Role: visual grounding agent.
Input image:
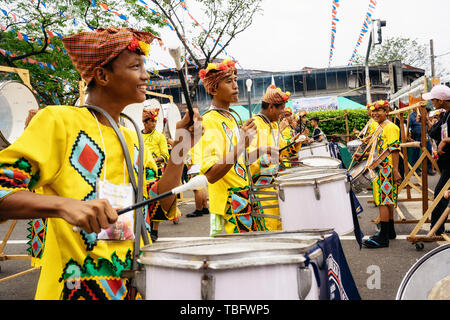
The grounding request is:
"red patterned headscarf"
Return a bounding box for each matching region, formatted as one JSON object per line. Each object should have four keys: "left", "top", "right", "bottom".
{"left": 142, "top": 108, "right": 159, "bottom": 122}
{"left": 198, "top": 58, "right": 237, "bottom": 94}
{"left": 262, "top": 85, "right": 291, "bottom": 105}
{"left": 62, "top": 27, "right": 162, "bottom": 85}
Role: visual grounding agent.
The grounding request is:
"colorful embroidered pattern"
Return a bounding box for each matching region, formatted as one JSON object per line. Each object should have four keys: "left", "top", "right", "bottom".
{"left": 27, "top": 218, "right": 47, "bottom": 259}
{"left": 0, "top": 158, "right": 38, "bottom": 198}
{"left": 222, "top": 122, "right": 234, "bottom": 152}
{"left": 234, "top": 162, "right": 247, "bottom": 181}
{"left": 224, "top": 187, "right": 266, "bottom": 233}
{"left": 59, "top": 250, "right": 140, "bottom": 300}
{"left": 69, "top": 131, "right": 105, "bottom": 188}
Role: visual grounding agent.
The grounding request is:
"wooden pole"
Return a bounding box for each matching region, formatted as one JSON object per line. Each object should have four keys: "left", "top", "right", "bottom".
{"left": 344, "top": 112, "right": 350, "bottom": 143}
{"left": 420, "top": 77, "right": 429, "bottom": 214}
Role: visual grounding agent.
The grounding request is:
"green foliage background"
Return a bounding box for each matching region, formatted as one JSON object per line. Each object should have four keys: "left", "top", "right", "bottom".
{"left": 305, "top": 109, "right": 370, "bottom": 140}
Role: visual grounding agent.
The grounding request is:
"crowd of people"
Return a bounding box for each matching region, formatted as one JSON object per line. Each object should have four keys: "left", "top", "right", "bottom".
{"left": 0, "top": 26, "right": 448, "bottom": 300}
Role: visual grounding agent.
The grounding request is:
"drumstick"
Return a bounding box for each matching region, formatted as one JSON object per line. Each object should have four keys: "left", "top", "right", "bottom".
{"left": 279, "top": 135, "right": 307, "bottom": 152}
{"left": 168, "top": 46, "right": 194, "bottom": 126}
{"left": 73, "top": 175, "right": 208, "bottom": 233}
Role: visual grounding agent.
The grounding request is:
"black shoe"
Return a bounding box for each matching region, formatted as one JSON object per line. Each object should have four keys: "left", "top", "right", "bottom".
{"left": 150, "top": 230, "right": 158, "bottom": 242}
{"left": 186, "top": 210, "right": 203, "bottom": 218}
{"left": 388, "top": 220, "right": 396, "bottom": 240}
{"left": 363, "top": 233, "right": 389, "bottom": 249}
{"left": 202, "top": 207, "right": 210, "bottom": 215}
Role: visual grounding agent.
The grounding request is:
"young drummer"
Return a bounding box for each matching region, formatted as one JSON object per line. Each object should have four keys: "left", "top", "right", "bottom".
{"left": 249, "top": 85, "right": 302, "bottom": 230}
{"left": 0, "top": 27, "right": 201, "bottom": 299}
{"left": 141, "top": 108, "right": 173, "bottom": 241}
{"left": 354, "top": 100, "right": 402, "bottom": 248}
{"left": 198, "top": 59, "right": 268, "bottom": 235}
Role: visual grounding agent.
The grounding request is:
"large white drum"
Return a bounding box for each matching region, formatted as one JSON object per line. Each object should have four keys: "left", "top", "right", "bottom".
{"left": 298, "top": 142, "right": 331, "bottom": 158}
{"left": 346, "top": 139, "right": 362, "bottom": 154}
{"left": 275, "top": 171, "right": 353, "bottom": 235}
{"left": 139, "top": 237, "right": 323, "bottom": 300}
{"left": 0, "top": 81, "right": 39, "bottom": 149}
{"left": 396, "top": 243, "right": 450, "bottom": 300}
{"left": 298, "top": 156, "right": 342, "bottom": 169}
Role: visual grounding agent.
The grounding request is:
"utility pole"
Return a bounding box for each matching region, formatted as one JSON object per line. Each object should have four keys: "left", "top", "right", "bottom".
{"left": 365, "top": 19, "right": 386, "bottom": 104}
{"left": 430, "top": 39, "right": 436, "bottom": 78}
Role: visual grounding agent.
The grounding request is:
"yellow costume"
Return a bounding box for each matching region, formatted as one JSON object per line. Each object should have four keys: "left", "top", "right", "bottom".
{"left": 370, "top": 120, "right": 400, "bottom": 206}
{"left": 199, "top": 109, "right": 266, "bottom": 235}
{"left": 0, "top": 106, "right": 176, "bottom": 300}
{"left": 249, "top": 115, "right": 300, "bottom": 230}
{"left": 142, "top": 129, "right": 169, "bottom": 176}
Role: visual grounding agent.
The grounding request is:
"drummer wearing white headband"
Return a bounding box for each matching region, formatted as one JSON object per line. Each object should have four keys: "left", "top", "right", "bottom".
{"left": 423, "top": 84, "right": 450, "bottom": 236}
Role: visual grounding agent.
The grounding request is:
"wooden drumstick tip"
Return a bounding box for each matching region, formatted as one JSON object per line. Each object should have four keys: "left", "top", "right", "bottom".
{"left": 168, "top": 46, "right": 182, "bottom": 70}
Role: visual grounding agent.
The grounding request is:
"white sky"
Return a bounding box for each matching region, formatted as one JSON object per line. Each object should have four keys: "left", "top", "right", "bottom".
{"left": 148, "top": 0, "right": 450, "bottom": 77}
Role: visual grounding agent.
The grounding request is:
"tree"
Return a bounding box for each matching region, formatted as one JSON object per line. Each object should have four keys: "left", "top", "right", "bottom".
{"left": 0, "top": 0, "right": 164, "bottom": 106}
{"left": 147, "top": 0, "right": 264, "bottom": 101}
{"left": 351, "top": 36, "right": 447, "bottom": 77}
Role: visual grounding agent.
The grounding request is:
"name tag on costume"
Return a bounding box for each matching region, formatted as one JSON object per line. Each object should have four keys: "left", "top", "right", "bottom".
{"left": 96, "top": 179, "right": 135, "bottom": 241}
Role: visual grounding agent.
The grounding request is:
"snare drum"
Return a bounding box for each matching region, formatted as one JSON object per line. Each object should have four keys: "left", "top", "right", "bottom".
{"left": 396, "top": 243, "right": 450, "bottom": 300}
{"left": 275, "top": 171, "right": 353, "bottom": 235}
{"left": 0, "top": 81, "right": 39, "bottom": 149}
{"left": 139, "top": 237, "right": 322, "bottom": 300}
{"left": 298, "top": 142, "right": 331, "bottom": 158}
{"left": 348, "top": 160, "right": 377, "bottom": 194}
{"left": 298, "top": 156, "right": 342, "bottom": 169}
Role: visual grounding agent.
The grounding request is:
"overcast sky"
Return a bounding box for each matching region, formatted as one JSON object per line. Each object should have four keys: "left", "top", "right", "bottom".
{"left": 149, "top": 0, "right": 450, "bottom": 77}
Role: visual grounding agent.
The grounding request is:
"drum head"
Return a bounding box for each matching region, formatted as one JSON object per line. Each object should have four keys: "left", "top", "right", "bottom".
{"left": 299, "top": 156, "right": 341, "bottom": 168}
{"left": 0, "top": 81, "right": 39, "bottom": 147}
{"left": 164, "top": 102, "right": 181, "bottom": 139}
{"left": 122, "top": 102, "right": 145, "bottom": 132}
{"left": 396, "top": 244, "right": 450, "bottom": 300}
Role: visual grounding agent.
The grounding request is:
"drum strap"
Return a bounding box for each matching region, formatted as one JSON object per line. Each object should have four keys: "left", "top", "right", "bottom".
{"left": 81, "top": 105, "right": 148, "bottom": 299}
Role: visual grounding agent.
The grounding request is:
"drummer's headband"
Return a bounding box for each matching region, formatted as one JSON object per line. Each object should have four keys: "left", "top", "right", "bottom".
{"left": 198, "top": 58, "right": 237, "bottom": 94}
{"left": 143, "top": 108, "right": 159, "bottom": 122}
{"left": 263, "top": 85, "right": 291, "bottom": 105}
{"left": 369, "top": 100, "right": 390, "bottom": 112}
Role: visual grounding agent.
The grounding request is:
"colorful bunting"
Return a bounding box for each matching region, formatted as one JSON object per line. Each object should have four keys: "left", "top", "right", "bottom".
{"left": 328, "top": 0, "right": 340, "bottom": 67}
{"left": 348, "top": 0, "right": 378, "bottom": 65}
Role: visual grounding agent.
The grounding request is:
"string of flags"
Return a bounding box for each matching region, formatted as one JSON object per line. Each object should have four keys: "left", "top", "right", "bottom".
{"left": 348, "top": 0, "right": 378, "bottom": 65}
{"left": 328, "top": 0, "right": 340, "bottom": 67}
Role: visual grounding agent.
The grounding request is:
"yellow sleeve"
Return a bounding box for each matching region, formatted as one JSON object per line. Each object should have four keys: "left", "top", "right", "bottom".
{"left": 199, "top": 115, "right": 223, "bottom": 175}
{"left": 158, "top": 132, "right": 170, "bottom": 162}
{"left": 0, "top": 107, "right": 67, "bottom": 201}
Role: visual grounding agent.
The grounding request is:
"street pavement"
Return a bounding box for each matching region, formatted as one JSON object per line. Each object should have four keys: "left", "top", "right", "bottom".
{"left": 0, "top": 174, "right": 445, "bottom": 300}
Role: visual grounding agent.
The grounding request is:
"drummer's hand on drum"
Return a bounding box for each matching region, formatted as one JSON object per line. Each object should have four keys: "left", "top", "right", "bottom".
{"left": 238, "top": 118, "right": 257, "bottom": 150}
{"left": 59, "top": 198, "right": 118, "bottom": 234}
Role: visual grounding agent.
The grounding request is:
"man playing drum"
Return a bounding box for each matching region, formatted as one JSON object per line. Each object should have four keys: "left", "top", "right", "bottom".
{"left": 249, "top": 85, "right": 302, "bottom": 230}
{"left": 354, "top": 100, "right": 402, "bottom": 248}
{"left": 0, "top": 27, "right": 202, "bottom": 299}
{"left": 197, "top": 59, "right": 270, "bottom": 235}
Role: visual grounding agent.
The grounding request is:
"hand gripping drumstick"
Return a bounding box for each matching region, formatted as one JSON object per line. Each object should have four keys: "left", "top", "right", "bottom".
{"left": 279, "top": 135, "right": 307, "bottom": 153}
{"left": 73, "top": 175, "right": 209, "bottom": 233}
{"left": 168, "top": 46, "right": 194, "bottom": 126}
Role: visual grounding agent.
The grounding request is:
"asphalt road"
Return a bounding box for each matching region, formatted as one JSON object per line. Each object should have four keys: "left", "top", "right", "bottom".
{"left": 0, "top": 174, "right": 445, "bottom": 300}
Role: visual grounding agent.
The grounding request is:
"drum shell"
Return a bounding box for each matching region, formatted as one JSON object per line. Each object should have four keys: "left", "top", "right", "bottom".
{"left": 139, "top": 237, "right": 323, "bottom": 300}
{"left": 276, "top": 173, "right": 353, "bottom": 235}
{"left": 298, "top": 142, "right": 331, "bottom": 158}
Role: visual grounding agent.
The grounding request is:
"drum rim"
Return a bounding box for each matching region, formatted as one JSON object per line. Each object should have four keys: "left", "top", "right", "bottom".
{"left": 396, "top": 243, "right": 450, "bottom": 300}
{"left": 300, "top": 142, "right": 328, "bottom": 149}
{"left": 275, "top": 172, "right": 347, "bottom": 186}
{"left": 139, "top": 237, "right": 321, "bottom": 270}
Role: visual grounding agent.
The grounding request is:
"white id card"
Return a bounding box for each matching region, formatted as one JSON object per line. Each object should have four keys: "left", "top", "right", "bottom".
{"left": 96, "top": 179, "right": 135, "bottom": 240}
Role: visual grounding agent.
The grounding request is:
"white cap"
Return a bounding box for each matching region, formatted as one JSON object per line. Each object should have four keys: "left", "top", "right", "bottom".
{"left": 422, "top": 85, "right": 450, "bottom": 101}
